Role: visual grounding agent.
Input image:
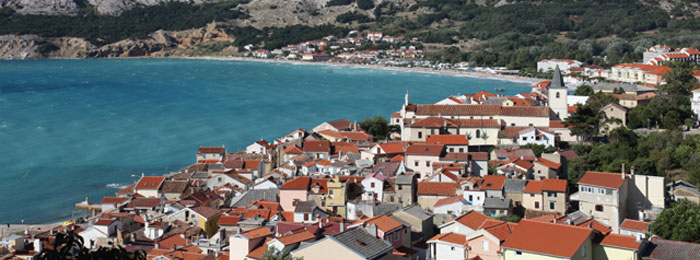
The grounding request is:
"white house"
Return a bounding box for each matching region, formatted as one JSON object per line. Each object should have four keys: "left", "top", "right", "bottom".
{"left": 517, "top": 128, "right": 556, "bottom": 147}
{"left": 79, "top": 219, "right": 119, "bottom": 249}
{"left": 537, "top": 59, "right": 582, "bottom": 74}
{"left": 144, "top": 220, "right": 169, "bottom": 240}
{"left": 246, "top": 139, "right": 273, "bottom": 154}
{"left": 252, "top": 178, "right": 278, "bottom": 190}
{"left": 433, "top": 195, "right": 465, "bottom": 216}
{"left": 692, "top": 89, "right": 700, "bottom": 120}
{"left": 362, "top": 172, "right": 387, "bottom": 201}
{"left": 427, "top": 233, "right": 468, "bottom": 260}
{"left": 463, "top": 189, "right": 486, "bottom": 211}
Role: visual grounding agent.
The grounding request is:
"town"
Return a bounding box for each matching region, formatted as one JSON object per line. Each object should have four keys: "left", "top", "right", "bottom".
{"left": 2, "top": 46, "right": 700, "bottom": 260}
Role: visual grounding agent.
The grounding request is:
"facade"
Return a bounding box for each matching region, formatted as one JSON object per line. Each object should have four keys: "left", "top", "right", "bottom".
{"left": 501, "top": 220, "right": 593, "bottom": 260}
{"left": 537, "top": 59, "right": 583, "bottom": 73}
{"left": 517, "top": 127, "right": 556, "bottom": 147}
{"left": 548, "top": 65, "right": 570, "bottom": 120}
{"left": 600, "top": 103, "right": 627, "bottom": 133}
{"left": 607, "top": 64, "right": 671, "bottom": 86}
{"left": 522, "top": 179, "right": 567, "bottom": 214}
{"left": 572, "top": 171, "right": 629, "bottom": 233}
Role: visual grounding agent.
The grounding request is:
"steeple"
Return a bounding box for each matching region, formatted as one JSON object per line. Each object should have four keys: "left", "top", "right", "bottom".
{"left": 550, "top": 65, "right": 565, "bottom": 89}
{"left": 404, "top": 91, "right": 409, "bottom": 106}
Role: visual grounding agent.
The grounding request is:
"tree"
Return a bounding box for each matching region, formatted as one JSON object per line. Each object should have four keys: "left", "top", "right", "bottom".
{"left": 574, "top": 85, "right": 594, "bottom": 96}
{"left": 261, "top": 247, "right": 304, "bottom": 260}
{"left": 650, "top": 200, "right": 700, "bottom": 243}
{"left": 359, "top": 116, "right": 389, "bottom": 140}
{"left": 565, "top": 106, "right": 601, "bottom": 141}
{"left": 494, "top": 214, "right": 521, "bottom": 223}
{"left": 37, "top": 231, "right": 146, "bottom": 260}
{"left": 357, "top": 0, "right": 375, "bottom": 10}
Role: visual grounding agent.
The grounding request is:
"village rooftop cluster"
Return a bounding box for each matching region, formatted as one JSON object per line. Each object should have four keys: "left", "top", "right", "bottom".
{"left": 2, "top": 66, "right": 700, "bottom": 260}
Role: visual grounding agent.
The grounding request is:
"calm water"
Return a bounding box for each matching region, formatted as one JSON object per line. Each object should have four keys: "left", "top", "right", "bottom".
{"left": 0, "top": 58, "right": 530, "bottom": 223}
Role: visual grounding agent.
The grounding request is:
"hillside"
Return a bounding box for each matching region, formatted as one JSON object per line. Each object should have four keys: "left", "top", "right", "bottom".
{"left": 1, "top": 0, "right": 699, "bottom": 68}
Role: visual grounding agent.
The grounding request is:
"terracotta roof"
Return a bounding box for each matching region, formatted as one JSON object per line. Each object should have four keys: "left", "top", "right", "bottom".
{"left": 415, "top": 104, "right": 501, "bottom": 116}
{"left": 390, "top": 154, "right": 405, "bottom": 162}
{"left": 501, "top": 220, "right": 592, "bottom": 258}
{"left": 482, "top": 221, "right": 516, "bottom": 241}
{"left": 428, "top": 232, "right": 466, "bottom": 246}
{"left": 160, "top": 180, "right": 189, "bottom": 194}
{"left": 94, "top": 219, "right": 116, "bottom": 226}
{"left": 283, "top": 145, "right": 303, "bottom": 154}
{"left": 101, "top": 197, "right": 129, "bottom": 204}
{"left": 417, "top": 182, "right": 459, "bottom": 196}
{"left": 576, "top": 219, "right": 612, "bottom": 235}
{"left": 482, "top": 175, "right": 506, "bottom": 190}
{"left": 327, "top": 119, "right": 355, "bottom": 131}
{"left": 242, "top": 226, "right": 273, "bottom": 239}
{"left": 378, "top": 142, "right": 407, "bottom": 154}
{"left": 500, "top": 106, "right": 550, "bottom": 117}
{"left": 157, "top": 233, "right": 187, "bottom": 250}
{"left": 406, "top": 143, "right": 444, "bottom": 156}
{"left": 279, "top": 176, "right": 311, "bottom": 190}
{"left": 244, "top": 160, "right": 261, "bottom": 170}
{"left": 433, "top": 195, "right": 463, "bottom": 208}
{"left": 246, "top": 237, "right": 272, "bottom": 259}
{"left": 409, "top": 117, "right": 501, "bottom": 128}
{"left": 217, "top": 215, "right": 240, "bottom": 226}
{"left": 451, "top": 210, "right": 491, "bottom": 230}
{"left": 578, "top": 171, "right": 626, "bottom": 189}
{"left": 524, "top": 179, "right": 567, "bottom": 193}
{"left": 599, "top": 233, "right": 641, "bottom": 250}
{"left": 354, "top": 215, "right": 404, "bottom": 233}
{"left": 620, "top": 219, "right": 650, "bottom": 233}
{"left": 426, "top": 135, "right": 469, "bottom": 145}
{"left": 136, "top": 176, "right": 166, "bottom": 190}
{"left": 303, "top": 140, "right": 331, "bottom": 152}
{"left": 469, "top": 152, "right": 489, "bottom": 161}
{"left": 198, "top": 146, "right": 225, "bottom": 154}
{"left": 191, "top": 206, "right": 221, "bottom": 219}
{"left": 276, "top": 230, "right": 316, "bottom": 245}
{"left": 549, "top": 120, "right": 566, "bottom": 128}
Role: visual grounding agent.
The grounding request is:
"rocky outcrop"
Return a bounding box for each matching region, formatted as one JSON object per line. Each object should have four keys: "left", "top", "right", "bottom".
{"left": 0, "top": 22, "right": 239, "bottom": 59}
{"left": 0, "top": 0, "right": 80, "bottom": 15}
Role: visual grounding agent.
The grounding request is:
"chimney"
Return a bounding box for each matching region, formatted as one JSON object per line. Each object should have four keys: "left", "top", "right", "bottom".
{"left": 621, "top": 163, "right": 625, "bottom": 179}
{"left": 631, "top": 166, "right": 635, "bottom": 176}
{"left": 340, "top": 222, "right": 345, "bottom": 232}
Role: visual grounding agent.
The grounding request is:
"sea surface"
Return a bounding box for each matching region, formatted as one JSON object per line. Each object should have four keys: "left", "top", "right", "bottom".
{"left": 0, "top": 58, "right": 530, "bottom": 223}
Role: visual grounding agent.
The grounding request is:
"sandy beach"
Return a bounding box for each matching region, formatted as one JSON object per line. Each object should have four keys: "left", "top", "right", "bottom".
{"left": 184, "top": 56, "right": 541, "bottom": 85}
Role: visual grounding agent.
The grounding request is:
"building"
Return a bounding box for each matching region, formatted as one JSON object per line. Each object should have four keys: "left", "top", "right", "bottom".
{"left": 517, "top": 127, "right": 556, "bottom": 147}
{"left": 537, "top": 59, "right": 583, "bottom": 74}
{"left": 405, "top": 143, "right": 445, "bottom": 178}
{"left": 607, "top": 64, "right": 671, "bottom": 86}
{"left": 392, "top": 205, "right": 434, "bottom": 242}
{"left": 134, "top": 175, "right": 166, "bottom": 198}
{"left": 395, "top": 174, "right": 418, "bottom": 207}
{"left": 548, "top": 65, "right": 569, "bottom": 120}
{"left": 692, "top": 89, "right": 700, "bottom": 121}
{"left": 196, "top": 146, "right": 225, "bottom": 164}
{"left": 522, "top": 179, "right": 568, "bottom": 215}
{"left": 501, "top": 220, "right": 593, "bottom": 260}
{"left": 290, "top": 227, "right": 393, "bottom": 260}
{"left": 600, "top": 103, "right": 627, "bottom": 133}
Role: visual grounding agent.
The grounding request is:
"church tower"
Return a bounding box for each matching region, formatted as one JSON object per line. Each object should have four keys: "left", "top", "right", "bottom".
{"left": 548, "top": 65, "right": 569, "bottom": 120}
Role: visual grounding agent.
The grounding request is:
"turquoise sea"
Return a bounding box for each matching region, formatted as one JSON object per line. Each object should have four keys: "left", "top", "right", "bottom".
{"left": 0, "top": 58, "right": 530, "bottom": 223}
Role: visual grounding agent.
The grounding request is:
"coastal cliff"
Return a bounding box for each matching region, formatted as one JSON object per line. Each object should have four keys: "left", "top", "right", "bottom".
{"left": 0, "top": 22, "right": 239, "bottom": 59}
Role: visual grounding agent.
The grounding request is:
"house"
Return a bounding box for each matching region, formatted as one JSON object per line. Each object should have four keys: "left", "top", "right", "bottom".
{"left": 134, "top": 175, "right": 166, "bottom": 198}
{"left": 600, "top": 103, "right": 627, "bottom": 133}
{"left": 275, "top": 128, "right": 306, "bottom": 144}
{"left": 481, "top": 175, "right": 506, "bottom": 198}
{"left": 462, "top": 221, "right": 517, "bottom": 260}
{"left": 313, "top": 119, "right": 358, "bottom": 132}
{"left": 490, "top": 149, "right": 536, "bottom": 161}
{"left": 395, "top": 174, "right": 418, "bottom": 207}
{"left": 482, "top": 197, "right": 512, "bottom": 217}
{"left": 590, "top": 82, "right": 657, "bottom": 95}
{"left": 522, "top": 179, "right": 568, "bottom": 215}
{"left": 595, "top": 233, "right": 643, "bottom": 260}
{"left": 503, "top": 179, "right": 527, "bottom": 213}
{"left": 405, "top": 143, "right": 445, "bottom": 179}
{"left": 497, "top": 158, "right": 533, "bottom": 179}
{"left": 101, "top": 197, "right": 130, "bottom": 212}
{"left": 283, "top": 145, "right": 304, "bottom": 162}
{"left": 303, "top": 140, "right": 331, "bottom": 160}
{"left": 402, "top": 117, "right": 502, "bottom": 146}
{"left": 537, "top": 59, "right": 583, "bottom": 74}
{"left": 293, "top": 201, "right": 328, "bottom": 223}
{"left": 290, "top": 227, "right": 394, "bottom": 260}
{"left": 301, "top": 53, "right": 330, "bottom": 62}
{"left": 372, "top": 161, "right": 406, "bottom": 177}
{"left": 438, "top": 210, "right": 491, "bottom": 235}
{"left": 229, "top": 226, "right": 273, "bottom": 260}
{"left": 571, "top": 171, "right": 629, "bottom": 232}
{"left": 532, "top": 156, "right": 563, "bottom": 180}
{"left": 346, "top": 199, "right": 400, "bottom": 221}
{"left": 160, "top": 180, "right": 190, "bottom": 200}
{"left": 79, "top": 219, "right": 120, "bottom": 249}
{"left": 348, "top": 215, "right": 409, "bottom": 248}
{"left": 426, "top": 135, "right": 469, "bottom": 153}
{"left": 691, "top": 89, "right": 700, "bottom": 120}
{"left": 362, "top": 172, "right": 387, "bottom": 201}
{"left": 166, "top": 206, "right": 222, "bottom": 238}
{"left": 667, "top": 180, "right": 700, "bottom": 204}
{"left": 246, "top": 139, "right": 273, "bottom": 154}
{"left": 640, "top": 237, "right": 700, "bottom": 260}
{"left": 392, "top": 205, "right": 434, "bottom": 242}
{"left": 426, "top": 232, "right": 468, "bottom": 260}
{"left": 501, "top": 220, "right": 593, "bottom": 260}
{"left": 433, "top": 195, "right": 466, "bottom": 216}
{"left": 266, "top": 230, "right": 316, "bottom": 254}
{"left": 463, "top": 189, "right": 486, "bottom": 212}
{"left": 279, "top": 177, "right": 311, "bottom": 211}
{"left": 619, "top": 219, "right": 651, "bottom": 240}
{"left": 417, "top": 182, "right": 461, "bottom": 210}
{"left": 517, "top": 128, "right": 556, "bottom": 147}
{"left": 197, "top": 146, "right": 225, "bottom": 164}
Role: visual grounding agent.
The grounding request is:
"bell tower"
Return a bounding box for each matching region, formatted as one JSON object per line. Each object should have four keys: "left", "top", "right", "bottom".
{"left": 548, "top": 65, "right": 569, "bottom": 120}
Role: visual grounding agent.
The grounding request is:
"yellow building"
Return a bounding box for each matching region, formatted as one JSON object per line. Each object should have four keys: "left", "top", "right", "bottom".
{"left": 593, "top": 233, "right": 642, "bottom": 260}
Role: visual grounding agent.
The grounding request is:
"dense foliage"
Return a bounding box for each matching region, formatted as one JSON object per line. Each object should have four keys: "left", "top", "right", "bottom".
{"left": 0, "top": 1, "right": 248, "bottom": 45}
{"left": 326, "top": 0, "right": 353, "bottom": 7}
{"left": 336, "top": 11, "right": 373, "bottom": 23}
{"left": 37, "top": 231, "right": 146, "bottom": 260}
{"left": 568, "top": 129, "right": 700, "bottom": 187}
{"left": 359, "top": 116, "right": 390, "bottom": 140}
{"left": 565, "top": 92, "right": 620, "bottom": 140}
{"left": 650, "top": 200, "right": 700, "bottom": 243}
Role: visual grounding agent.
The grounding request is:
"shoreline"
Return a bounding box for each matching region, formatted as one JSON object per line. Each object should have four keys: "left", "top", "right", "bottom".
{"left": 183, "top": 56, "right": 541, "bottom": 85}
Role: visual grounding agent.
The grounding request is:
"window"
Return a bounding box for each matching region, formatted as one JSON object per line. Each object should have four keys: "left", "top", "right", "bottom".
{"left": 522, "top": 137, "right": 527, "bottom": 141}
{"left": 556, "top": 92, "right": 560, "bottom": 98}
{"left": 330, "top": 190, "right": 334, "bottom": 196}
{"left": 394, "top": 232, "right": 399, "bottom": 242}
{"left": 528, "top": 123, "right": 534, "bottom": 127}
{"left": 371, "top": 182, "right": 375, "bottom": 188}
{"left": 482, "top": 240, "right": 489, "bottom": 251}
{"left": 549, "top": 202, "right": 556, "bottom": 210}
{"left": 469, "top": 195, "right": 473, "bottom": 201}
{"left": 511, "top": 123, "right": 515, "bottom": 126}
{"left": 449, "top": 148, "right": 454, "bottom": 152}
{"left": 459, "top": 148, "right": 464, "bottom": 153}
{"left": 581, "top": 244, "right": 587, "bottom": 257}
{"left": 515, "top": 251, "right": 523, "bottom": 257}
{"left": 418, "top": 132, "right": 422, "bottom": 138}
{"left": 304, "top": 213, "right": 309, "bottom": 221}
{"left": 451, "top": 247, "right": 455, "bottom": 251}
{"left": 548, "top": 192, "right": 556, "bottom": 198}
{"left": 426, "top": 161, "right": 430, "bottom": 167}
{"left": 202, "top": 154, "right": 206, "bottom": 158}
{"left": 398, "top": 185, "right": 402, "bottom": 190}
{"left": 598, "top": 188, "right": 606, "bottom": 195}
{"left": 430, "top": 129, "right": 435, "bottom": 135}
{"left": 476, "top": 130, "right": 481, "bottom": 138}
{"left": 595, "top": 205, "right": 604, "bottom": 212}
{"left": 414, "top": 161, "right": 419, "bottom": 167}
{"left": 530, "top": 194, "right": 535, "bottom": 197}
{"left": 535, "top": 201, "right": 540, "bottom": 209}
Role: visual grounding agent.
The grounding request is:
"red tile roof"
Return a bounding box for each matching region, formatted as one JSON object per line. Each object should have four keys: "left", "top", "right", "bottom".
{"left": 378, "top": 142, "right": 408, "bottom": 154}
{"left": 426, "top": 135, "right": 469, "bottom": 145}
{"left": 284, "top": 145, "right": 304, "bottom": 154}
{"left": 136, "top": 176, "right": 166, "bottom": 190}
{"left": 620, "top": 219, "right": 650, "bottom": 233}
{"left": 101, "top": 197, "right": 129, "bottom": 204}
{"left": 523, "top": 179, "right": 567, "bottom": 193}
{"left": 406, "top": 143, "right": 444, "bottom": 156}
{"left": 599, "top": 233, "right": 641, "bottom": 250}
{"left": 578, "top": 171, "right": 626, "bottom": 189}
{"left": 246, "top": 237, "right": 272, "bottom": 259}
{"left": 198, "top": 146, "right": 225, "bottom": 154}
{"left": 433, "top": 195, "right": 463, "bottom": 208}
{"left": 280, "top": 177, "right": 311, "bottom": 190}
{"left": 501, "top": 220, "right": 592, "bottom": 258}
{"left": 451, "top": 210, "right": 491, "bottom": 230}
{"left": 242, "top": 226, "right": 273, "bottom": 239}
{"left": 244, "top": 160, "right": 261, "bottom": 170}
{"left": 354, "top": 215, "right": 404, "bottom": 233}
{"left": 303, "top": 140, "right": 331, "bottom": 152}
{"left": 535, "top": 158, "right": 561, "bottom": 170}
{"left": 417, "top": 182, "right": 459, "bottom": 196}
{"left": 276, "top": 230, "right": 316, "bottom": 245}
{"left": 428, "top": 232, "right": 466, "bottom": 246}
{"left": 217, "top": 216, "right": 240, "bottom": 226}
{"left": 191, "top": 206, "right": 221, "bottom": 219}
{"left": 482, "top": 175, "right": 506, "bottom": 190}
